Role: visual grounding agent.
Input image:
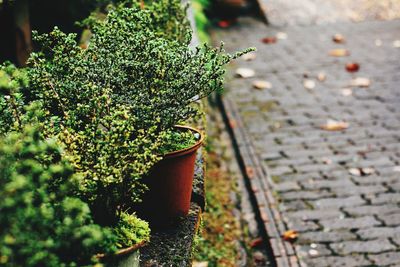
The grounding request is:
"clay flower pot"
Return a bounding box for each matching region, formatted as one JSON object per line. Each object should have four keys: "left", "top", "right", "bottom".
{"left": 98, "top": 241, "right": 146, "bottom": 267}
{"left": 137, "top": 125, "right": 204, "bottom": 227}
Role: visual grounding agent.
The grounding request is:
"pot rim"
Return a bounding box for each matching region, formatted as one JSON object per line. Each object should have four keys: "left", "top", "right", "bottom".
{"left": 96, "top": 240, "right": 147, "bottom": 260}
{"left": 162, "top": 125, "right": 204, "bottom": 159}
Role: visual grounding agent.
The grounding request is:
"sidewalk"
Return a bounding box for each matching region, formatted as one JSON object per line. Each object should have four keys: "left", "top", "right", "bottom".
{"left": 211, "top": 3, "right": 400, "bottom": 266}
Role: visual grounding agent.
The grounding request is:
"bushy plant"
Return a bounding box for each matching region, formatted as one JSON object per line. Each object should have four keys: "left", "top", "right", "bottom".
{"left": 26, "top": 30, "right": 163, "bottom": 227}
{"left": 107, "top": 0, "right": 191, "bottom": 44}
{"left": 26, "top": 1, "right": 252, "bottom": 218}
{"left": 33, "top": 6, "right": 252, "bottom": 134}
{"left": 0, "top": 123, "right": 117, "bottom": 267}
{"left": 0, "top": 63, "right": 29, "bottom": 134}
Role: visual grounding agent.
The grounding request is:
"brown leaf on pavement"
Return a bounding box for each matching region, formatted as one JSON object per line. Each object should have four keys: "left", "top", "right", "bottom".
{"left": 361, "top": 167, "right": 375, "bottom": 175}
{"left": 393, "top": 40, "right": 400, "bottom": 48}
{"left": 262, "top": 36, "right": 277, "bottom": 44}
{"left": 329, "top": 49, "right": 350, "bottom": 57}
{"left": 320, "top": 119, "right": 349, "bottom": 131}
{"left": 283, "top": 230, "right": 298, "bottom": 243}
{"left": 350, "top": 77, "right": 371, "bottom": 87}
{"left": 229, "top": 119, "right": 236, "bottom": 129}
{"left": 235, "top": 68, "right": 255, "bottom": 78}
{"left": 246, "top": 167, "right": 255, "bottom": 178}
{"left": 276, "top": 32, "right": 288, "bottom": 40}
{"left": 218, "top": 19, "right": 236, "bottom": 28}
{"left": 303, "top": 79, "right": 316, "bottom": 89}
{"left": 242, "top": 52, "right": 256, "bottom": 61}
{"left": 348, "top": 168, "right": 362, "bottom": 176}
{"left": 346, "top": 63, "right": 360, "bottom": 73}
{"left": 333, "top": 33, "right": 345, "bottom": 43}
{"left": 341, "top": 88, "right": 353, "bottom": 96}
{"left": 250, "top": 237, "right": 263, "bottom": 248}
{"left": 349, "top": 167, "right": 375, "bottom": 176}
{"left": 317, "top": 72, "right": 327, "bottom": 82}
{"left": 252, "top": 80, "right": 272, "bottom": 90}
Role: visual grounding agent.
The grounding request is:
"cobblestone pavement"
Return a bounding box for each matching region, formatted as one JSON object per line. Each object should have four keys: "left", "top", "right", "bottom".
{"left": 211, "top": 8, "right": 400, "bottom": 267}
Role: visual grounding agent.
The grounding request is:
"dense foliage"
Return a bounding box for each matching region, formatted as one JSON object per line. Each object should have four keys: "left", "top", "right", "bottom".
{"left": 0, "top": 0, "right": 253, "bottom": 264}
{"left": 0, "top": 124, "right": 117, "bottom": 267}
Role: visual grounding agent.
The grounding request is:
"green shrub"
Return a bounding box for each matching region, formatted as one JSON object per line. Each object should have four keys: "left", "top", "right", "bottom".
{"left": 0, "top": 124, "right": 117, "bottom": 267}
{"left": 26, "top": 2, "right": 251, "bottom": 224}
{"left": 26, "top": 30, "right": 163, "bottom": 226}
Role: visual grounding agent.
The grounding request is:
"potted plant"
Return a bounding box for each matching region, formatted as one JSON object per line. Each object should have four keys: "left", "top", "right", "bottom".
{"left": 75, "top": 3, "right": 254, "bottom": 225}
{"left": 0, "top": 63, "right": 152, "bottom": 266}
{"left": 26, "top": 0, "right": 252, "bottom": 226}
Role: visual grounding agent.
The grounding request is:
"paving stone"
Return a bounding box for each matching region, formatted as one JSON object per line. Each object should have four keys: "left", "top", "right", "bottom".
{"left": 301, "top": 179, "right": 354, "bottom": 190}
{"left": 273, "top": 181, "right": 301, "bottom": 192}
{"left": 319, "top": 216, "right": 381, "bottom": 230}
{"left": 357, "top": 226, "right": 400, "bottom": 240}
{"left": 286, "top": 209, "right": 343, "bottom": 221}
{"left": 330, "top": 239, "right": 396, "bottom": 255}
{"left": 369, "top": 252, "right": 400, "bottom": 266}
{"left": 286, "top": 219, "right": 320, "bottom": 233}
{"left": 368, "top": 193, "right": 400, "bottom": 205}
{"left": 379, "top": 212, "right": 400, "bottom": 226}
{"left": 298, "top": 231, "right": 357, "bottom": 244}
{"left": 311, "top": 196, "right": 366, "bottom": 209}
{"left": 303, "top": 255, "right": 371, "bottom": 267}
{"left": 344, "top": 205, "right": 400, "bottom": 217}
{"left": 280, "top": 190, "right": 334, "bottom": 201}
{"left": 331, "top": 184, "right": 388, "bottom": 197}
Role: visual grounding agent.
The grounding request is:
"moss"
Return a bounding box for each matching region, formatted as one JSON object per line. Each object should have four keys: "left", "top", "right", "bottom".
{"left": 193, "top": 151, "right": 242, "bottom": 267}
{"left": 271, "top": 175, "right": 281, "bottom": 183}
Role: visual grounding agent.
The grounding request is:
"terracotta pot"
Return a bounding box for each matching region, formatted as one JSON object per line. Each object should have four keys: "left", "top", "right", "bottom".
{"left": 98, "top": 241, "right": 146, "bottom": 267}
{"left": 137, "top": 125, "right": 204, "bottom": 227}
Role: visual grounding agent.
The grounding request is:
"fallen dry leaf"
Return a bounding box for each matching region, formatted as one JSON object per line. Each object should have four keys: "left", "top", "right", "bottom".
{"left": 262, "top": 36, "right": 277, "bottom": 44}
{"left": 320, "top": 119, "right": 349, "bottom": 131}
{"left": 252, "top": 80, "right": 272, "bottom": 90}
{"left": 250, "top": 237, "right": 263, "bottom": 248}
{"left": 341, "top": 88, "right": 353, "bottom": 96}
{"left": 229, "top": 119, "right": 236, "bottom": 128}
{"left": 303, "top": 79, "right": 316, "bottom": 89}
{"left": 192, "top": 261, "right": 208, "bottom": 267}
{"left": 349, "top": 167, "right": 375, "bottom": 176}
{"left": 217, "top": 19, "right": 235, "bottom": 28}
{"left": 329, "top": 49, "right": 350, "bottom": 57}
{"left": 351, "top": 77, "right": 371, "bottom": 87}
{"left": 282, "top": 230, "right": 298, "bottom": 243}
{"left": 345, "top": 63, "right": 360, "bottom": 73}
{"left": 361, "top": 167, "right": 375, "bottom": 175}
{"left": 348, "top": 168, "right": 362, "bottom": 176}
{"left": 276, "top": 32, "right": 288, "bottom": 40}
{"left": 308, "top": 249, "right": 319, "bottom": 256}
{"left": 393, "top": 40, "right": 400, "bottom": 48}
{"left": 246, "top": 167, "right": 255, "bottom": 178}
{"left": 235, "top": 68, "right": 255, "bottom": 78}
{"left": 242, "top": 52, "right": 256, "bottom": 61}
{"left": 317, "top": 72, "right": 327, "bottom": 82}
{"left": 332, "top": 33, "right": 345, "bottom": 43}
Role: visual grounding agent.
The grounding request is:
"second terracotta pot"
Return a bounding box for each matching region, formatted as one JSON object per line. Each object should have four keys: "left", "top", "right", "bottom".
{"left": 137, "top": 125, "right": 204, "bottom": 227}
